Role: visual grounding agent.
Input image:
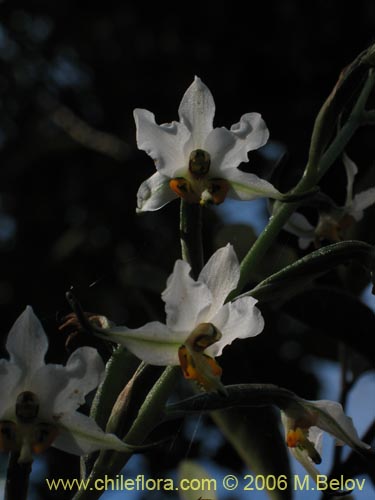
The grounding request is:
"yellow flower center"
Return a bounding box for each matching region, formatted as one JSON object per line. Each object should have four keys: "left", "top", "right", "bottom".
{"left": 178, "top": 323, "right": 225, "bottom": 393}
{"left": 169, "top": 149, "right": 230, "bottom": 206}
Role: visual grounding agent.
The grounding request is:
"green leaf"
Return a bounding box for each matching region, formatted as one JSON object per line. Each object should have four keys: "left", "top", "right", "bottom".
{"left": 246, "top": 240, "right": 374, "bottom": 303}
{"left": 166, "top": 384, "right": 296, "bottom": 417}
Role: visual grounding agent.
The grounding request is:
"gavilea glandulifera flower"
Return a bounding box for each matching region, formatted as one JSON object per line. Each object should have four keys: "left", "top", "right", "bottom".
{"left": 0, "top": 306, "right": 133, "bottom": 463}
{"left": 99, "top": 244, "right": 264, "bottom": 392}
{"left": 281, "top": 398, "right": 371, "bottom": 482}
{"left": 284, "top": 153, "right": 375, "bottom": 248}
{"left": 134, "top": 76, "right": 282, "bottom": 211}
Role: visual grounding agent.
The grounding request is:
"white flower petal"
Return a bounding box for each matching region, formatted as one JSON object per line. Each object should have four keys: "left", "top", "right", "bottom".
{"left": 0, "top": 360, "right": 23, "bottom": 419}
{"left": 304, "top": 400, "right": 370, "bottom": 451}
{"left": 163, "top": 260, "right": 212, "bottom": 332}
{"left": 136, "top": 172, "right": 178, "bottom": 212}
{"left": 26, "top": 364, "right": 70, "bottom": 419}
{"left": 52, "top": 347, "right": 104, "bottom": 415}
{"left": 343, "top": 153, "right": 358, "bottom": 205}
{"left": 53, "top": 411, "right": 128, "bottom": 455}
{"left": 290, "top": 447, "right": 320, "bottom": 484}
{"left": 105, "top": 322, "right": 185, "bottom": 365}
{"left": 6, "top": 306, "right": 48, "bottom": 375}
{"left": 0, "top": 308, "right": 114, "bottom": 458}
{"left": 308, "top": 426, "right": 324, "bottom": 456}
{"left": 284, "top": 213, "right": 315, "bottom": 249}
{"left": 134, "top": 108, "right": 189, "bottom": 176}
{"left": 219, "top": 113, "right": 270, "bottom": 170}
{"left": 134, "top": 79, "right": 276, "bottom": 211}
{"left": 198, "top": 245, "right": 239, "bottom": 317}
{"left": 207, "top": 296, "right": 264, "bottom": 357}
{"left": 350, "top": 188, "right": 375, "bottom": 221}
{"left": 226, "top": 168, "right": 282, "bottom": 200}
{"left": 203, "top": 127, "right": 236, "bottom": 176}
{"left": 179, "top": 76, "right": 215, "bottom": 151}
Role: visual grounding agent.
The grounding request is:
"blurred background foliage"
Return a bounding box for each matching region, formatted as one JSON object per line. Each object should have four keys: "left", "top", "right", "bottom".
{"left": 0, "top": 0, "right": 375, "bottom": 498}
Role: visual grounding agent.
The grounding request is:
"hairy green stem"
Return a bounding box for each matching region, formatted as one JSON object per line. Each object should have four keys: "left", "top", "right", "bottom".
{"left": 90, "top": 347, "right": 141, "bottom": 430}
{"left": 73, "top": 366, "right": 179, "bottom": 500}
{"left": 80, "top": 347, "right": 141, "bottom": 479}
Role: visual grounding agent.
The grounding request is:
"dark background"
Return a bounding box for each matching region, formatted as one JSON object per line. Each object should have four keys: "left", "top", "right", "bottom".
{"left": 0, "top": 1, "right": 375, "bottom": 498}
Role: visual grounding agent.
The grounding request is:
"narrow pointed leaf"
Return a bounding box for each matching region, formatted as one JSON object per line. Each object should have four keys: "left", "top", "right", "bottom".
{"left": 245, "top": 241, "right": 374, "bottom": 303}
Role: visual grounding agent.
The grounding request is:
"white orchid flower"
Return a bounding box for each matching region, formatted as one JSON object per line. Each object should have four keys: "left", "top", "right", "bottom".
{"left": 101, "top": 244, "right": 264, "bottom": 391}
{"left": 342, "top": 153, "right": 375, "bottom": 221}
{"left": 134, "top": 76, "right": 282, "bottom": 211}
{"left": 281, "top": 398, "right": 371, "bottom": 483}
{"left": 283, "top": 212, "right": 316, "bottom": 250}
{"left": 0, "top": 306, "right": 131, "bottom": 463}
{"left": 284, "top": 153, "right": 375, "bottom": 248}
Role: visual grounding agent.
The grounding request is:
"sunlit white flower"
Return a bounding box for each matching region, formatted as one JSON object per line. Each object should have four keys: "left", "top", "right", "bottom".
{"left": 102, "top": 245, "right": 264, "bottom": 391}
{"left": 284, "top": 154, "right": 375, "bottom": 248}
{"left": 134, "top": 76, "right": 282, "bottom": 211}
{"left": 342, "top": 153, "right": 375, "bottom": 221}
{"left": 281, "top": 398, "right": 371, "bottom": 482}
{"left": 0, "top": 307, "right": 130, "bottom": 463}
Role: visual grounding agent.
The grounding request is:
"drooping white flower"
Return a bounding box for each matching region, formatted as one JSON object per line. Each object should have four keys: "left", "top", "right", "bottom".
{"left": 281, "top": 398, "right": 371, "bottom": 482}
{"left": 342, "top": 153, "right": 375, "bottom": 221}
{"left": 102, "top": 244, "right": 264, "bottom": 391}
{"left": 0, "top": 307, "right": 131, "bottom": 463}
{"left": 284, "top": 154, "right": 375, "bottom": 248}
{"left": 283, "top": 212, "right": 316, "bottom": 250}
{"left": 134, "top": 76, "right": 282, "bottom": 212}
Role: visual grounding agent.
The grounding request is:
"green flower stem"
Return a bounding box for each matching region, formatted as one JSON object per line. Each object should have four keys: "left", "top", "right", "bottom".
{"left": 73, "top": 366, "right": 180, "bottom": 500}
{"left": 180, "top": 200, "right": 203, "bottom": 276}
{"left": 81, "top": 347, "right": 141, "bottom": 479}
{"left": 232, "top": 197, "right": 304, "bottom": 297}
{"left": 75, "top": 196, "right": 205, "bottom": 499}
{"left": 318, "top": 68, "right": 375, "bottom": 178}
{"left": 232, "top": 69, "right": 375, "bottom": 297}
{"left": 165, "top": 383, "right": 297, "bottom": 418}
{"left": 90, "top": 347, "right": 141, "bottom": 430}
{"left": 5, "top": 453, "right": 31, "bottom": 500}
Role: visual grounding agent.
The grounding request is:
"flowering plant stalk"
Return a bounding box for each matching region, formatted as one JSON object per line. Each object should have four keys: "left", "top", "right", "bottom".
{"left": 3, "top": 42, "right": 375, "bottom": 500}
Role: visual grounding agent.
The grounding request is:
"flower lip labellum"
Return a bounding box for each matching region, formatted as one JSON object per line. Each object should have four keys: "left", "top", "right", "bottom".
{"left": 178, "top": 323, "right": 224, "bottom": 392}
{"left": 32, "top": 423, "right": 59, "bottom": 454}
{"left": 177, "top": 345, "right": 223, "bottom": 393}
{"left": 202, "top": 179, "right": 230, "bottom": 206}
{"left": 169, "top": 178, "right": 200, "bottom": 204}
{"left": 189, "top": 149, "right": 211, "bottom": 178}
{"left": 286, "top": 427, "right": 322, "bottom": 465}
{"left": 16, "top": 391, "right": 39, "bottom": 423}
